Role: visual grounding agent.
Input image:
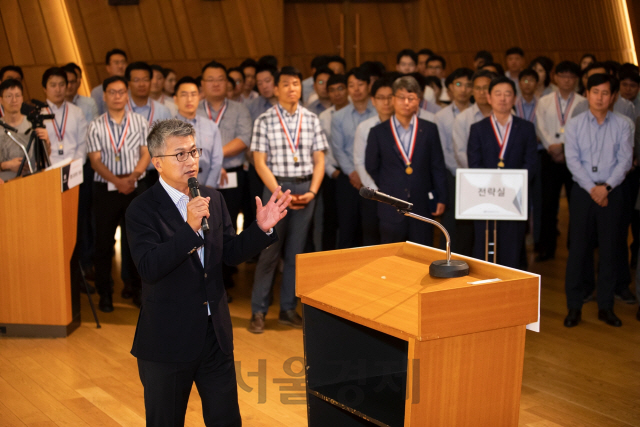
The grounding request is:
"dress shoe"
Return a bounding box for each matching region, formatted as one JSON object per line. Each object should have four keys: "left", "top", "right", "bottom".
{"left": 121, "top": 288, "right": 134, "bottom": 299}
{"left": 534, "top": 253, "right": 554, "bottom": 263}
{"left": 99, "top": 295, "right": 114, "bottom": 313}
{"left": 564, "top": 309, "right": 581, "bottom": 327}
{"left": 279, "top": 310, "right": 303, "bottom": 328}
{"left": 598, "top": 309, "right": 622, "bottom": 327}
{"left": 615, "top": 288, "right": 637, "bottom": 304}
{"left": 248, "top": 313, "right": 265, "bottom": 334}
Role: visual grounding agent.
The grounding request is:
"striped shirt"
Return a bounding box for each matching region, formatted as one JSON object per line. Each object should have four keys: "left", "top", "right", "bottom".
{"left": 197, "top": 99, "right": 252, "bottom": 169}
{"left": 87, "top": 111, "right": 149, "bottom": 182}
{"left": 158, "top": 176, "right": 210, "bottom": 315}
{"left": 251, "top": 104, "right": 328, "bottom": 177}
{"left": 44, "top": 100, "right": 88, "bottom": 165}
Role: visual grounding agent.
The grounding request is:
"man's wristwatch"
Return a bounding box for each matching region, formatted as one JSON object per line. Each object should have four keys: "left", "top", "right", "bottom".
{"left": 605, "top": 184, "right": 612, "bottom": 193}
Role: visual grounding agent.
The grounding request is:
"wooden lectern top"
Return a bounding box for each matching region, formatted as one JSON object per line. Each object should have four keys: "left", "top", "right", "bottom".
{"left": 296, "top": 242, "right": 539, "bottom": 342}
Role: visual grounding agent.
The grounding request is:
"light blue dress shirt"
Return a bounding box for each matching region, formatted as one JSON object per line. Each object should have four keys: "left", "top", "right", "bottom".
{"left": 330, "top": 101, "right": 375, "bottom": 175}
{"left": 91, "top": 84, "right": 106, "bottom": 116}
{"left": 353, "top": 115, "right": 381, "bottom": 190}
{"left": 72, "top": 94, "right": 99, "bottom": 124}
{"left": 434, "top": 103, "right": 462, "bottom": 174}
{"left": 175, "top": 114, "right": 224, "bottom": 189}
{"left": 565, "top": 110, "right": 633, "bottom": 192}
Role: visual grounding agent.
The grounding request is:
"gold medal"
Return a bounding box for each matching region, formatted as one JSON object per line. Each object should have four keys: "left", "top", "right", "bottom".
{"left": 498, "top": 160, "right": 505, "bottom": 168}
{"left": 405, "top": 165, "right": 413, "bottom": 175}
{"left": 559, "top": 127, "right": 565, "bottom": 134}
{"left": 115, "top": 155, "right": 121, "bottom": 162}
{"left": 293, "top": 156, "right": 298, "bottom": 162}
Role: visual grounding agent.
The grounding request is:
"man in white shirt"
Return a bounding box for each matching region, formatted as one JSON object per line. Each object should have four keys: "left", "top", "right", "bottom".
{"left": 91, "top": 49, "right": 127, "bottom": 115}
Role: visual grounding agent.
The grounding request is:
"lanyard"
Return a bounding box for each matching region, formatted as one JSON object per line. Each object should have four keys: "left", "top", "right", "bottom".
{"left": 490, "top": 114, "right": 512, "bottom": 164}
{"left": 105, "top": 112, "right": 130, "bottom": 156}
{"left": 515, "top": 97, "right": 536, "bottom": 122}
{"left": 555, "top": 93, "right": 575, "bottom": 127}
{"left": 390, "top": 115, "right": 418, "bottom": 172}
{"left": 128, "top": 98, "right": 154, "bottom": 125}
{"left": 47, "top": 102, "right": 68, "bottom": 142}
{"left": 588, "top": 115, "right": 610, "bottom": 173}
{"left": 275, "top": 105, "right": 303, "bottom": 158}
{"left": 204, "top": 100, "right": 227, "bottom": 125}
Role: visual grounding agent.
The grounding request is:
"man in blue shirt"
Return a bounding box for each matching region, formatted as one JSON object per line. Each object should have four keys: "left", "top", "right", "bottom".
{"left": 91, "top": 49, "right": 127, "bottom": 115}
{"left": 564, "top": 73, "right": 633, "bottom": 328}
{"left": 306, "top": 67, "right": 334, "bottom": 116}
{"left": 330, "top": 67, "right": 376, "bottom": 248}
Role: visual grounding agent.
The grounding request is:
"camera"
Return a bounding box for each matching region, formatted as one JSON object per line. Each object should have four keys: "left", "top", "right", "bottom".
{"left": 27, "top": 99, "right": 55, "bottom": 129}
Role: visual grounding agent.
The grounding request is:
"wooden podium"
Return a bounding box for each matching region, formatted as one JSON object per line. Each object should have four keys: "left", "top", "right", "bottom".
{"left": 297, "top": 242, "right": 539, "bottom": 427}
{"left": 0, "top": 167, "right": 80, "bottom": 337}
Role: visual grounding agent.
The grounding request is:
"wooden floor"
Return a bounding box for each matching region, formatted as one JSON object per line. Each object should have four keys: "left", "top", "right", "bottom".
{"left": 1, "top": 198, "right": 640, "bottom": 427}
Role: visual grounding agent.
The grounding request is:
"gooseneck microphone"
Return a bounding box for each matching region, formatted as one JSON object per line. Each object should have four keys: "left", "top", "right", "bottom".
{"left": 359, "top": 186, "right": 469, "bottom": 278}
{"left": 359, "top": 187, "right": 413, "bottom": 211}
{"left": 187, "top": 177, "right": 210, "bottom": 233}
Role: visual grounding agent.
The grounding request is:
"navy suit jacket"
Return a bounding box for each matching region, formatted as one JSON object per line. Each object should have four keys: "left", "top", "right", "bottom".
{"left": 125, "top": 182, "right": 277, "bottom": 363}
{"left": 467, "top": 116, "right": 537, "bottom": 178}
{"left": 365, "top": 117, "right": 448, "bottom": 223}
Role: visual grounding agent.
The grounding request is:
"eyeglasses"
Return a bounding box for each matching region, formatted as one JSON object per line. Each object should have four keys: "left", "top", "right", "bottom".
{"left": 395, "top": 95, "right": 420, "bottom": 103}
{"left": 155, "top": 148, "right": 202, "bottom": 162}
{"left": 107, "top": 89, "right": 127, "bottom": 97}
{"left": 2, "top": 94, "right": 23, "bottom": 100}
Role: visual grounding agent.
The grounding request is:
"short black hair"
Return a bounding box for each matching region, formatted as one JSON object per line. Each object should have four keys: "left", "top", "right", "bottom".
{"left": 313, "top": 66, "right": 334, "bottom": 82}
{"left": 481, "top": 62, "right": 505, "bottom": 76}
{"left": 619, "top": 69, "right": 640, "bottom": 85}
{"left": 519, "top": 68, "right": 539, "bottom": 82}
{"left": 310, "top": 55, "right": 329, "bottom": 70}
{"left": 619, "top": 62, "right": 639, "bottom": 76}
{"left": 275, "top": 66, "right": 302, "bottom": 85}
{"left": 360, "top": 61, "right": 385, "bottom": 79}
{"left": 396, "top": 49, "right": 417, "bottom": 65}
{"left": 587, "top": 73, "right": 619, "bottom": 93}
{"left": 102, "top": 75, "right": 128, "bottom": 92}
{"left": 417, "top": 48, "right": 434, "bottom": 58}
{"left": 258, "top": 55, "right": 278, "bottom": 69}
{"left": 174, "top": 76, "right": 200, "bottom": 93}
{"left": 65, "top": 62, "right": 82, "bottom": 76}
{"left": 240, "top": 58, "right": 259, "bottom": 70}
{"left": 445, "top": 67, "right": 474, "bottom": 87}
{"left": 424, "top": 75, "right": 442, "bottom": 89}
{"left": 0, "top": 65, "right": 23, "bottom": 81}
{"left": 605, "top": 60, "right": 621, "bottom": 76}
{"left": 162, "top": 68, "right": 175, "bottom": 78}
{"left": 42, "top": 67, "right": 68, "bottom": 88}
{"left": 505, "top": 46, "right": 524, "bottom": 57}
{"left": 150, "top": 64, "right": 164, "bottom": 75}
{"left": 326, "top": 74, "right": 347, "bottom": 88}
{"left": 528, "top": 56, "right": 553, "bottom": 86}
{"left": 555, "top": 61, "right": 581, "bottom": 76}
{"left": 0, "top": 78, "right": 23, "bottom": 97}
{"left": 426, "top": 55, "right": 446, "bottom": 70}
{"left": 202, "top": 60, "right": 227, "bottom": 75}
{"left": 346, "top": 67, "right": 370, "bottom": 84}
{"left": 474, "top": 50, "right": 493, "bottom": 63}
{"left": 471, "top": 69, "right": 497, "bottom": 84}
{"left": 105, "top": 48, "right": 127, "bottom": 65}
{"left": 489, "top": 76, "right": 517, "bottom": 94}
{"left": 581, "top": 53, "right": 597, "bottom": 63}
{"left": 228, "top": 67, "right": 245, "bottom": 80}
{"left": 327, "top": 55, "right": 346, "bottom": 68}
{"left": 125, "top": 61, "right": 152, "bottom": 81}
{"left": 370, "top": 78, "right": 393, "bottom": 97}
{"left": 255, "top": 64, "right": 278, "bottom": 79}
{"left": 62, "top": 64, "right": 78, "bottom": 77}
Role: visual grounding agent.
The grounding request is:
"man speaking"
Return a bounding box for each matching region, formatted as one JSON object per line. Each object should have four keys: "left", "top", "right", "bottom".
{"left": 125, "top": 118, "right": 291, "bottom": 426}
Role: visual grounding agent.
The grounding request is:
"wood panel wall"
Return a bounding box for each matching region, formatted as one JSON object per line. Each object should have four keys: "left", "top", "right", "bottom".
{"left": 285, "top": 0, "right": 638, "bottom": 77}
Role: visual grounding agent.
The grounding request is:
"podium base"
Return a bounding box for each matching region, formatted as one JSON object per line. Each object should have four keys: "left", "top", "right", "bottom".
{"left": 429, "top": 259, "right": 470, "bottom": 278}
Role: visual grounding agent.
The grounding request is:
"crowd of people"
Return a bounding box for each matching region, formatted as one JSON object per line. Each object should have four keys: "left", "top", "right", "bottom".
{"left": 1, "top": 46, "right": 639, "bottom": 330}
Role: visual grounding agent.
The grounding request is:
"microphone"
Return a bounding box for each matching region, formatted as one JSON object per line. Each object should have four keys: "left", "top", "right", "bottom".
{"left": 0, "top": 121, "right": 18, "bottom": 133}
{"left": 187, "top": 177, "right": 210, "bottom": 233}
{"left": 359, "top": 187, "right": 413, "bottom": 212}
{"left": 359, "top": 187, "right": 469, "bottom": 278}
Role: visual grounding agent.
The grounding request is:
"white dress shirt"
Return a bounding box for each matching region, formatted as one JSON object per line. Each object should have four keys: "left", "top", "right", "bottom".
{"left": 535, "top": 92, "right": 587, "bottom": 149}
{"left": 452, "top": 103, "right": 487, "bottom": 168}
{"left": 44, "top": 100, "right": 88, "bottom": 165}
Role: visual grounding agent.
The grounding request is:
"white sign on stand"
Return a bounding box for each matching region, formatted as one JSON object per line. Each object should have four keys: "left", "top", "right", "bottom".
{"left": 61, "top": 158, "right": 83, "bottom": 192}
{"left": 455, "top": 168, "right": 528, "bottom": 221}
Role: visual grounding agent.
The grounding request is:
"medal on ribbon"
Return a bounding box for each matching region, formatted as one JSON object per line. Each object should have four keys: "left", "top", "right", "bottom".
{"left": 204, "top": 100, "right": 227, "bottom": 125}
{"left": 105, "top": 112, "right": 130, "bottom": 162}
{"left": 490, "top": 114, "right": 512, "bottom": 169}
{"left": 390, "top": 115, "right": 418, "bottom": 175}
{"left": 275, "top": 105, "right": 303, "bottom": 167}
{"left": 47, "top": 102, "right": 68, "bottom": 155}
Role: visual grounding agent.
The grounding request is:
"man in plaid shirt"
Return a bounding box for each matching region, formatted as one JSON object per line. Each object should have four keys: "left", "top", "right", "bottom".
{"left": 249, "top": 66, "right": 328, "bottom": 333}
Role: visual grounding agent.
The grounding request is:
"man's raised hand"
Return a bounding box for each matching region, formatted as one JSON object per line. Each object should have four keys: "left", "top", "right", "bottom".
{"left": 256, "top": 186, "right": 292, "bottom": 232}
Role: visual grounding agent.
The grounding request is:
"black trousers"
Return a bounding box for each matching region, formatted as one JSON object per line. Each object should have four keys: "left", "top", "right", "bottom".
{"left": 220, "top": 167, "right": 246, "bottom": 286}
{"left": 565, "top": 185, "right": 622, "bottom": 311}
{"left": 539, "top": 151, "right": 573, "bottom": 257}
{"left": 71, "top": 161, "right": 95, "bottom": 287}
{"left": 321, "top": 174, "right": 338, "bottom": 251}
{"left": 242, "top": 164, "right": 262, "bottom": 229}
{"left": 137, "top": 318, "right": 241, "bottom": 427}
{"left": 360, "top": 197, "right": 380, "bottom": 246}
{"left": 472, "top": 220, "right": 527, "bottom": 270}
{"left": 92, "top": 182, "right": 142, "bottom": 296}
{"left": 335, "top": 173, "right": 362, "bottom": 249}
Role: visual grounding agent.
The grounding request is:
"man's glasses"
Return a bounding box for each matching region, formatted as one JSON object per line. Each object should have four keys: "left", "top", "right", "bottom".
{"left": 106, "top": 89, "right": 127, "bottom": 97}
{"left": 395, "top": 95, "right": 420, "bottom": 103}
{"left": 155, "top": 148, "right": 202, "bottom": 162}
